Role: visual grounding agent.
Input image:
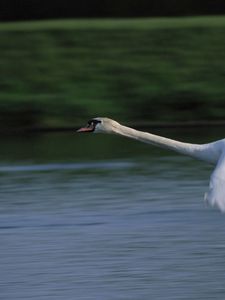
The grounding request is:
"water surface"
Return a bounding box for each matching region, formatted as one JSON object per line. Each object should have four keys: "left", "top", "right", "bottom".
{"left": 1, "top": 128, "right": 225, "bottom": 299}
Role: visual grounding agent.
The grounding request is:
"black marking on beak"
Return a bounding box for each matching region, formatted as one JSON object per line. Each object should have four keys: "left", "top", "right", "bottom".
{"left": 77, "top": 119, "right": 101, "bottom": 133}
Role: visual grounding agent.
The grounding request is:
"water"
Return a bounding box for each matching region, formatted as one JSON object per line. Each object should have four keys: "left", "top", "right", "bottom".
{"left": 1, "top": 129, "right": 225, "bottom": 299}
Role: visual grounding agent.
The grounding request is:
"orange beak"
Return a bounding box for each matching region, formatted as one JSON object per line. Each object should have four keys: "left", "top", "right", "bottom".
{"left": 76, "top": 125, "right": 94, "bottom": 133}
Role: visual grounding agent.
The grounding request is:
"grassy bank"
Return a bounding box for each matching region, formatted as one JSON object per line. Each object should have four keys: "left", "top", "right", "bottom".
{"left": 0, "top": 16, "right": 225, "bottom": 130}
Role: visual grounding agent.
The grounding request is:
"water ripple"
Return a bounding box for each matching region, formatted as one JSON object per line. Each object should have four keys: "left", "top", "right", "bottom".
{"left": 0, "top": 160, "right": 136, "bottom": 173}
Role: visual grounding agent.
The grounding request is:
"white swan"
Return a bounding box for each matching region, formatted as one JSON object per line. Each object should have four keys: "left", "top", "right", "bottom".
{"left": 77, "top": 117, "right": 225, "bottom": 212}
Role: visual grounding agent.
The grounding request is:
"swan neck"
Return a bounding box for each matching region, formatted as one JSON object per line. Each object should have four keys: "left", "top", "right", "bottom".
{"left": 113, "top": 124, "right": 214, "bottom": 163}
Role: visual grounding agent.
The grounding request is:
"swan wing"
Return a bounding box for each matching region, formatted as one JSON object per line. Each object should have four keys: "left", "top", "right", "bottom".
{"left": 205, "top": 151, "right": 225, "bottom": 212}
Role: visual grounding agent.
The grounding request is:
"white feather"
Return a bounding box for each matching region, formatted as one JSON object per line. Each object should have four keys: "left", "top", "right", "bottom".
{"left": 205, "top": 150, "right": 225, "bottom": 212}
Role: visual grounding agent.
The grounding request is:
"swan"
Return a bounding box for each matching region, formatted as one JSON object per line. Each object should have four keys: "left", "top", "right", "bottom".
{"left": 77, "top": 117, "right": 225, "bottom": 212}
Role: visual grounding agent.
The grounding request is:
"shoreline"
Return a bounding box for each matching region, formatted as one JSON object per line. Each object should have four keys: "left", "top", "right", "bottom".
{"left": 1, "top": 120, "right": 225, "bottom": 135}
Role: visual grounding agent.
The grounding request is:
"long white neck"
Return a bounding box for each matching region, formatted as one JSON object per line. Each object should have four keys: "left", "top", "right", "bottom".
{"left": 111, "top": 123, "right": 220, "bottom": 164}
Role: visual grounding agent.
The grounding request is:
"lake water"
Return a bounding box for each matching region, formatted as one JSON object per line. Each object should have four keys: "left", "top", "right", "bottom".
{"left": 1, "top": 128, "right": 225, "bottom": 300}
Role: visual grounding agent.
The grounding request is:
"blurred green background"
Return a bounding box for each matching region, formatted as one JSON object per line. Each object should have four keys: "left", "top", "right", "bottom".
{"left": 1, "top": 16, "right": 225, "bottom": 131}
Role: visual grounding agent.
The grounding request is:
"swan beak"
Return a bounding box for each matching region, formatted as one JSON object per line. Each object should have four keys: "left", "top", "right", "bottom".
{"left": 76, "top": 125, "right": 94, "bottom": 133}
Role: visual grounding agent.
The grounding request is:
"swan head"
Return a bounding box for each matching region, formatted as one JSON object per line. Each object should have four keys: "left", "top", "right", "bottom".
{"left": 77, "top": 117, "right": 120, "bottom": 134}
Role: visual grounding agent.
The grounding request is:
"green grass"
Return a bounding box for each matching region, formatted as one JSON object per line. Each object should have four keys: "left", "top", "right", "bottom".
{"left": 1, "top": 16, "right": 225, "bottom": 130}
{"left": 1, "top": 16, "right": 225, "bottom": 31}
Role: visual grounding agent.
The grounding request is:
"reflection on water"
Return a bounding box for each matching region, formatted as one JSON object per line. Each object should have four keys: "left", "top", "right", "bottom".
{"left": 1, "top": 129, "right": 225, "bottom": 300}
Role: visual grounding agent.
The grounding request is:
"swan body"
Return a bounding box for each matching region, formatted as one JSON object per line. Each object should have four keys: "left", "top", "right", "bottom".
{"left": 77, "top": 117, "right": 225, "bottom": 212}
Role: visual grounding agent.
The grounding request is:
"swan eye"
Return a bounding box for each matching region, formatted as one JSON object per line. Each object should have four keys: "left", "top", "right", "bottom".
{"left": 88, "top": 119, "right": 101, "bottom": 127}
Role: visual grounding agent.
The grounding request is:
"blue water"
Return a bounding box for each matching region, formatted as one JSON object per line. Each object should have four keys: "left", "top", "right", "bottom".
{"left": 0, "top": 131, "right": 225, "bottom": 299}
